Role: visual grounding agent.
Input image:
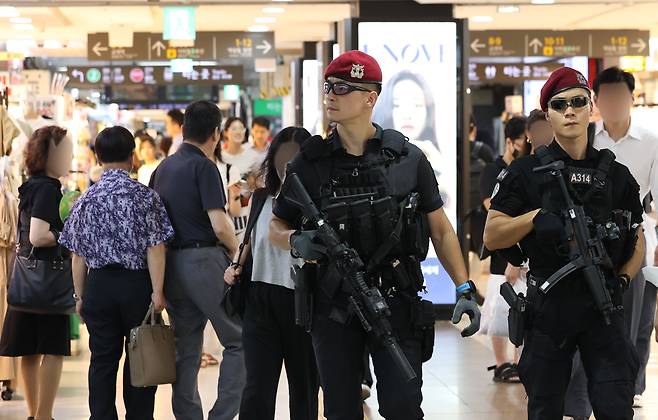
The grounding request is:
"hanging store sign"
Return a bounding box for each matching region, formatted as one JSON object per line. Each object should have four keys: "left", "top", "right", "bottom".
{"left": 87, "top": 31, "right": 275, "bottom": 61}
{"left": 66, "top": 65, "right": 243, "bottom": 87}
{"left": 469, "top": 62, "right": 563, "bottom": 83}
{"left": 469, "top": 30, "right": 650, "bottom": 58}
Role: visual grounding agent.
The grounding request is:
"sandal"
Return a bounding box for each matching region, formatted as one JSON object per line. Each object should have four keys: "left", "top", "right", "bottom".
{"left": 487, "top": 363, "right": 521, "bottom": 383}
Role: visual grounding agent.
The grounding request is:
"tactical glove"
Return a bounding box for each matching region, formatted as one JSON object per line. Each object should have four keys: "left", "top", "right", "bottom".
{"left": 452, "top": 293, "right": 481, "bottom": 338}
{"left": 290, "top": 230, "right": 328, "bottom": 261}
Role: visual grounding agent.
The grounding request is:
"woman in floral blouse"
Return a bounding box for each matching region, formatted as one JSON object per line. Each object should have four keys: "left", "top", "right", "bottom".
{"left": 60, "top": 126, "right": 174, "bottom": 420}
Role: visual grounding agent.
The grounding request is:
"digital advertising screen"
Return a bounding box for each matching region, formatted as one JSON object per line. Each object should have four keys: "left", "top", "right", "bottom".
{"left": 359, "top": 21, "right": 460, "bottom": 305}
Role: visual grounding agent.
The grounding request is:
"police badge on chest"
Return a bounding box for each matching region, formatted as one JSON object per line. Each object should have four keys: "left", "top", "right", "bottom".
{"left": 567, "top": 167, "right": 595, "bottom": 185}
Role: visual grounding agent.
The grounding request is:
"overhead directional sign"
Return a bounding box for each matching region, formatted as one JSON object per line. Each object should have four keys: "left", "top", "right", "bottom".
{"left": 163, "top": 6, "right": 196, "bottom": 41}
{"left": 469, "top": 30, "right": 650, "bottom": 58}
{"left": 469, "top": 62, "right": 563, "bottom": 83}
{"left": 87, "top": 31, "right": 275, "bottom": 62}
{"left": 66, "top": 65, "right": 244, "bottom": 87}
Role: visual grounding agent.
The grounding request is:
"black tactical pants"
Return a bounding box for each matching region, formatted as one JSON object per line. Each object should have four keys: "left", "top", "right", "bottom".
{"left": 310, "top": 292, "right": 424, "bottom": 420}
{"left": 518, "top": 307, "right": 638, "bottom": 420}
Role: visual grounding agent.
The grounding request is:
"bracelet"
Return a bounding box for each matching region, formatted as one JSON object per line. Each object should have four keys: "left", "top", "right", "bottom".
{"left": 51, "top": 229, "right": 60, "bottom": 243}
{"left": 456, "top": 280, "right": 477, "bottom": 295}
{"left": 73, "top": 292, "right": 82, "bottom": 302}
{"left": 618, "top": 274, "right": 631, "bottom": 291}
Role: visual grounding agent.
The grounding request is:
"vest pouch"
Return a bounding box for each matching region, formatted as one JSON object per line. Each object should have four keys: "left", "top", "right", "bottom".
{"left": 403, "top": 256, "right": 425, "bottom": 291}
{"left": 324, "top": 202, "right": 352, "bottom": 245}
{"left": 401, "top": 211, "right": 430, "bottom": 259}
{"left": 350, "top": 199, "right": 378, "bottom": 259}
{"left": 372, "top": 196, "right": 396, "bottom": 244}
{"left": 413, "top": 299, "right": 436, "bottom": 362}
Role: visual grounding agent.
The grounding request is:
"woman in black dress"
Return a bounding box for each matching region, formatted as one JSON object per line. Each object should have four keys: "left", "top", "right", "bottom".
{"left": 0, "top": 126, "right": 73, "bottom": 420}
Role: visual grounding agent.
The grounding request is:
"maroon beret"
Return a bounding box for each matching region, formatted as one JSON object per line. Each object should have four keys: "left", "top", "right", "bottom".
{"left": 540, "top": 67, "right": 590, "bottom": 112}
{"left": 324, "top": 50, "right": 382, "bottom": 84}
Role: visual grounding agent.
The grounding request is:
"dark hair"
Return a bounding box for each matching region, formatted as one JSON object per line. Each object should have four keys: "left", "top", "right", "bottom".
{"left": 213, "top": 143, "right": 224, "bottom": 163}
{"left": 373, "top": 70, "right": 437, "bottom": 148}
{"left": 252, "top": 116, "right": 271, "bottom": 130}
{"left": 95, "top": 126, "right": 136, "bottom": 164}
{"left": 593, "top": 67, "right": 635, "bottom": 95}
{"left": 183, "top": 101, "right": 221, "bottom": 144}
{"left": 160, "top": 136, "right": 172, "bottom": 155}
{"left": 166, "top": 109, "right": 184, "bottom": 127}
{"left": 25, "top": 125, "right": 68, "bottom": 175}
{"left": 223, "top": 116, "right": 248, "bottom": 144}
{"left": 504, "top": 116, "right": 527, "bottom": 141}
{"left": 261, "top": 126, "right": 311, "bottom": 196}
{"left": 527, "top": 109, "right": 547, "bottom": 130}
{"left": 137, "top": 134, "right": 156, "bottom": 149}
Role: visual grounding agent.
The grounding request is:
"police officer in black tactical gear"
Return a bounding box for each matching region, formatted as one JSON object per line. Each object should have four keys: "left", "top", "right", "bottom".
{"left": 269, "top": 50, "right": 480, "bottom": 420}
{"left": 484, "top": 67, "right": 645, "bottom": 420}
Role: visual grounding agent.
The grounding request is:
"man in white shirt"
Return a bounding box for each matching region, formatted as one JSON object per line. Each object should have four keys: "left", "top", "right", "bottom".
{"left": 165, "top": 109, "right": 185, "bottom": 156}
{"left": 564, "top": 67, "right": 658, "bottom": 419}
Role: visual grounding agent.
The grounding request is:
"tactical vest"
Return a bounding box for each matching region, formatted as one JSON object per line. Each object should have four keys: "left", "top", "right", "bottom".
{"left": 535, "top": 146, "right": 638, "bottom": 270}
{"left": 302, "top": 128, "right": 430, "bottom": 296}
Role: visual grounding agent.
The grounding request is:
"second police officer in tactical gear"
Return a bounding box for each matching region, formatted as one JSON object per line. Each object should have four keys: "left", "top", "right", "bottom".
{"left": 270, "top": 51, "right": 481, "bottom": 420}
{"left": 484, "top": 67, "right": 645, "bottom": 420}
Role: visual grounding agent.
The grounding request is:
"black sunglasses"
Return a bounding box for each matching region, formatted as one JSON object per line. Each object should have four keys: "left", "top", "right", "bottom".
{"left": 323, "top": 81, "right": 372, "bottom": 96}
{"left": 549, "top": 95, "right": 590, "bottom": 112}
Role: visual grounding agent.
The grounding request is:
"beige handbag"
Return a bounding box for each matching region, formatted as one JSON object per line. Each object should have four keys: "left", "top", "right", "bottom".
{"left": 128, "top": 303, "right": 176, "bottom": 387}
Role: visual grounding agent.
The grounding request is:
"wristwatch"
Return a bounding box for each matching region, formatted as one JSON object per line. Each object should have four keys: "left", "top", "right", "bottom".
{"left": 618, "top": 274, "right": 631, "bottom": 291}
{"left": 73, "top": 293, "right": 82, "bottom": 302}
{"left": 456, "top": 280, "right": 477, "bottom": 296}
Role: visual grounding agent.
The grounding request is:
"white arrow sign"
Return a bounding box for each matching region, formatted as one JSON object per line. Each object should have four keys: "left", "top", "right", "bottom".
{"left": 71, "top": 69, "right": 84, "bottom": 83}
{"left": 471, "top": 39, "right": 485, "bottom": 54}
{"left": 92, "top": 41, "right": 109, "bottom": 57}
{"left": 256, "top": 39, "right": 272, "bottom": 55}
{"left": 529, "top": 38, "right": 543, "bottom": 55}
{"left": 152, "top": 41, "right": 166, "bottom": 57}
{"left": 631, "top": 38, "right": 647, "bottom": 53}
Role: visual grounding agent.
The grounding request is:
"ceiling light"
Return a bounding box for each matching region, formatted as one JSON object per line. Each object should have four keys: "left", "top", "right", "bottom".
{"left": 13, "top": 24, "right": 35, "bottom": 31}
{"left": 470, "top": 16, "right": 494, "bottom": 23}
{"left": 248, "top": 25, "right": 270, "bottom": 32}
{"left": 10, "top": 17, "right": 32, "bottom": 24}
{"left": 531, "top": 0, "right": 555, "bottom": 4}
{"left": 498, "top": 5, "right": 520, "bottom": 13}
{"left": 255, "top": 17, "right": 277, "bottom": 24}
{"left": 0, "top": 7, "right": 19, "bottom": 18}
{"left": 262, "top": 7, "right": 285, "bottom": 14}
{"left": 43, "top": 39, "right": 62, "bottom": 49}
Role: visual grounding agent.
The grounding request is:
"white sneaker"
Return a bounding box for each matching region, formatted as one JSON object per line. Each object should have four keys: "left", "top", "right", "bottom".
{"left": 633, "top": 395, "right": 643, "bottom": 408}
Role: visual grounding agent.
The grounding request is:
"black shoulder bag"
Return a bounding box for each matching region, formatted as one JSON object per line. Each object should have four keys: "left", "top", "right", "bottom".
{"left": 7, "top": 210, "right": 74, "bottom": 314}
{"left": 222, "top": 188, "right": 269, "bottom": 318}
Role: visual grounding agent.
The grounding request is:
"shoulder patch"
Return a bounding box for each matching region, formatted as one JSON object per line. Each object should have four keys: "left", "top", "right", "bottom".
{"left": 491, "top": 182, "right": 501, "bottom": 199}
{"left": 497, "top": 169, "right": 509, "bottom": 182}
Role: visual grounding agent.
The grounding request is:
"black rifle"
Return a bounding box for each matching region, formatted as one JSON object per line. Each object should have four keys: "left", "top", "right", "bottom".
{"left": 533, "top": 160, "right": 614, "bottom": 325}
{"left": 282, "top": 173, "right": 417, "bottom": 382}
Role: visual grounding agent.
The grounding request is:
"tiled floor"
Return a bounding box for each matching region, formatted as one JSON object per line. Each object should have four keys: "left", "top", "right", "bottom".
{"left": 0, "top": 321, "right": 656, "bottom": 420}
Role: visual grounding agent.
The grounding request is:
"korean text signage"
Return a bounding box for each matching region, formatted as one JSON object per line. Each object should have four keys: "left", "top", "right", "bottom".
{"left": 469, "top": 62, "right": 563, "bottom": 83}
{"left": 66, "top": 65, "right": 243, "bottom": 87}
{"left": 87, "top": 31, "right": 274, "bottom": 61}
{"left": 469, "top": 30, "right": 650, "bottom": 58}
